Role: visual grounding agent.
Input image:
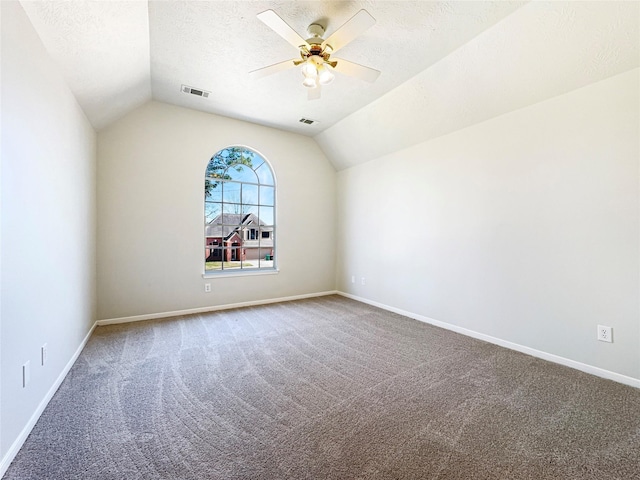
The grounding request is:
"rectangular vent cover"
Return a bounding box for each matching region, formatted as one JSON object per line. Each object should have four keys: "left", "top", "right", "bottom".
{"left": 181, "top": 84, "right": 210, "bottom": 98}
{"left": 299, "top": 118, "right": 316, "bottom": 125}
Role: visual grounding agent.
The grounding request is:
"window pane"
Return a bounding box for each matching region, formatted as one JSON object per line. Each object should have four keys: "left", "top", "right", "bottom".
{"left": 205, "top": 170, "right": 226, "bottom": 184}
{"left": 222, "top": 182, "right": 241, "bottom": 203}
{"left": 205, "top": 219, "right": 223, "bottom": 237}
{"left": 221, "top": 203, "right": 244, "bottom": 219}
{"left": 222, "top": 204, "right": 257, "bottom": 219}
{"left": 242, "top": 183, "right": 259, "bottom": 205}
{"left": 255, "top": 162, "right": 274, "bottom": 185}
{"left": 205, "top": 202, "right": 222, "bottom": 224}
{"left": 205, "top": 180, "right": 224, "bottom": 201}
{"left": 248, "top": 150, "right": 265, "bottom": 167}
{"left": 205, "top": 263, "right": 222, "bottom": 272}
{"left": 244, "top": 248, "right": 261, "bottom": 264}
{"left": 205, "top": 244, "right": 222, "bottom": 272}
{"left": 241, "top": 227, "right": 257, "bottom": 242}
{"left": 259, "top": 226, "right": 273, "bottom": 238}
{"left": 226, "top": 164, "right": 258, "bottom": 183}
{"left": 259, "top": 227, "right": 274, "bottom": 253}
{"left": 258, "top": 206, "right": 274, "bottom": 226}
{"left": 220, "top": 208, "right": 245, "bottom": 230}
{"left": 206, "top": 187, "right": 222, "bottom": 202}
{"left": 243, "top": 205, "right": 259, "bottom": 217}
{"left": 223, "top": 247, "right": 243, "bottom": 270}
{"left": 259, "top": 186, "right": 274, "bottom": 206}
{"left": 228, "top": 235, "right": 243, "bottom": 250}
{"left": 252, "top": 158, "right": 265, "bottom": 171}
{"left": 259, "top": 248, "right": 274, "bottom": 267}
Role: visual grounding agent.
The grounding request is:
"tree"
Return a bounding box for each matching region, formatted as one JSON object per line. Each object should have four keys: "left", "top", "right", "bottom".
{"left": 205, "top": 147, "right": 253, "bottom": 198}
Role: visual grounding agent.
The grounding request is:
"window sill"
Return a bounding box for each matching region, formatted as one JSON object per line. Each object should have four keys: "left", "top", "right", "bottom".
{"left": 202, "top": 268, "right": 279, "bottom": 279}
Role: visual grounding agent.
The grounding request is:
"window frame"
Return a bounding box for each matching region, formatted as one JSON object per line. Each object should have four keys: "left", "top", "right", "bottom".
{"left": 203, "top": 146, "right": 278, "bottom": 278}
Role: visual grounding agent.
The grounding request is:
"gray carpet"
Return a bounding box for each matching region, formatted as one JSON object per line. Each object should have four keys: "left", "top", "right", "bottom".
{"left": 5, "top": 295, "right": 640, "bottom": 479}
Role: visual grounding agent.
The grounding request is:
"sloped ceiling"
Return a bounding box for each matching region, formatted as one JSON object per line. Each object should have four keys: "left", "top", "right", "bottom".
{"left": 20, "top": 0, "right": 523, "bottom": 133}
{"left": 316, "top": 1, "right": 640, "bottom": 169}
{"left": 19, "top": 1, "right": 639, "bottom": 170}
{"left": 20, "top": 0, "right": 152, "bottom": 130}
{"left": 146, "top": 1, "right": 524, "bottom": 135}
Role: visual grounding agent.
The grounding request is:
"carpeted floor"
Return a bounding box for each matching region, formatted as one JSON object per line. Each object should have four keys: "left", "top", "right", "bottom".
{"left": 5, "top": 295, "right": 640, "bottom": 479}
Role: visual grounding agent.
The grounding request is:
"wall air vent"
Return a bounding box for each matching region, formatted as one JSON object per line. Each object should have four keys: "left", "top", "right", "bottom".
{"left": 181, "top": 84, "right": 210, "bottom": 98}
{"left": 299, "top": 118, "right": 317, "bottom": 125}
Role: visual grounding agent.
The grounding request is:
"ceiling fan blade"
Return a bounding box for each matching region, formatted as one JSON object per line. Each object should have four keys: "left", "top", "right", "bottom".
{"left": 332, "top": 58, "right": 380, "bottom": 83}
{"left": 257, "top": 10, "right": 309, "bottom": 50}
{"left": 322, "top": 9, "right": 375, "bottom": 53}
{"left": 308, "top": 85, "right": 321, "bottom": 101}
{"left": 249, "top": 59, "right": 297, "bottom": 79}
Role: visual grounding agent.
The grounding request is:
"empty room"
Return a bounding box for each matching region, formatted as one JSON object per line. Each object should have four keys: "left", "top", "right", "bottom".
{"left": 1, "top": 0, "right": 639, "bottom": 478}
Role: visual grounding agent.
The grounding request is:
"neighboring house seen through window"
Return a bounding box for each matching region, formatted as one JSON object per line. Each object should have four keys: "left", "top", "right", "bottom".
{"left": 204, "top": 147, "right": 275, "bottom": 273}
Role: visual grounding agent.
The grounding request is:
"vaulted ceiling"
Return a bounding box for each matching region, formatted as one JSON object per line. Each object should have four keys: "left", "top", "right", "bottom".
{"left": 20, "top": 1, "right": 639, "bottom": 170}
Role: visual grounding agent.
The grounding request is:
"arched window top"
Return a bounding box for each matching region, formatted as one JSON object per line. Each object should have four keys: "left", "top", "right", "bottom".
{"left": 204, "top": 146, "right": 276, "bottom": 274}
{"left": 206, "top": 147, "right": 274, "bottom": 188}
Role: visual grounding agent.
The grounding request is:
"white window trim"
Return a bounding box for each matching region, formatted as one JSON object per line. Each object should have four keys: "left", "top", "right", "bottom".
{"left": 204, "top": 146, "right": 277, "bottom": 275}
{"left": 202, "top": 268, "right": 279, "bottom": 279}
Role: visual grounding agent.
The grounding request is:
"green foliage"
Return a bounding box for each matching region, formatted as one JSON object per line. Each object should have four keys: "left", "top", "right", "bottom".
{"left": 205, "top": 147, "right": 254, "bottom": 198}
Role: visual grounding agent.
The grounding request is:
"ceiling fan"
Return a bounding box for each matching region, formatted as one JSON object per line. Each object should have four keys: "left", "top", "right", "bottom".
{"left": 249, "top": 9, "right": 381, "bottom": 100}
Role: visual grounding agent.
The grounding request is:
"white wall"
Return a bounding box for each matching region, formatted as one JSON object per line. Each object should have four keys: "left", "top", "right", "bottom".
{"left": 97, "top": 101, "right": 336, "bottom": 320}
{"left": 337, "top": 69, "right": 640, "bottom": 381}
{"left": 1, "top": 0, "right": 97, "bottom": 470}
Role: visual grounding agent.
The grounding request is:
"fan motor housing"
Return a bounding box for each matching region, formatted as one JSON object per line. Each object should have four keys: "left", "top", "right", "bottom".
{"left": 307, "top": 23, "right": 325, "bottom": 39}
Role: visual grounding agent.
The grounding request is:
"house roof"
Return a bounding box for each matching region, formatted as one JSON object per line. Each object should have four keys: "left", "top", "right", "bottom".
{"left": 205, "top": 213, "right": 266, "bottom": 240}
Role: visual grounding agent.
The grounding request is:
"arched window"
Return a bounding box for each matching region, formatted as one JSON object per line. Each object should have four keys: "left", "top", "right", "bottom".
{"left": 204, "top": 147, "right": 276, "bottom": 273}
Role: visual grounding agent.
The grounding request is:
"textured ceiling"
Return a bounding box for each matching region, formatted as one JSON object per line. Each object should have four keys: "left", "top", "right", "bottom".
{"left": 147, "top": 1, "right": 525, "bottom": 135}
{"left": 21, "top": 0, "right": 151, "bottom": 130}
{"left": 19, "top": 1, "right": 639, "bottom": 170}
{"left": 20, "top": 0, "right": 524, "bottom": 133}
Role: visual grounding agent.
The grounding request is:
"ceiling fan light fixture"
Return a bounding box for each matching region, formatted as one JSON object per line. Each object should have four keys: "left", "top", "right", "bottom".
{"left": 302, "top": 76, "right": 317, "bottom": 88}
{"left": 301, "top": 61, "right": 317, "bottom": 78}
{"left": 317, "top": 64, "right": 335, "bottom": 85}
{"left": 253, "top": 9, "right": 379, "bottom": 99}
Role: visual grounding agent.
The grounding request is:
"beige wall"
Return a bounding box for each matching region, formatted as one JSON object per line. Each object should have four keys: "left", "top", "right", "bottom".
{"left": 97, "top": 101, "right": 336, "bottom": 320}
{"left": 1, "top": 0, "right": 97, "bottom": 467}
{"left": 336, "top": 69, "right": 640, "bottom": 380}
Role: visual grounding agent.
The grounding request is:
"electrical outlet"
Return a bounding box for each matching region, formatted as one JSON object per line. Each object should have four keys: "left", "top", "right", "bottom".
{"left": 361, "top": 277, "right": 366, "bottom": 286}
{"left": 204, "top": 283, "right": 211, "bottom": 293}
{"left": 597, "top": 325, "right": 613, "bottom": 343}
{"left": 351, "top": 275, "right": 355, "bottom": 284}
{"left": 23, "top": 361, "right": 30, "bottom": 387}
{"left": 41, "top": 343, "right": 47, "bottom": 366}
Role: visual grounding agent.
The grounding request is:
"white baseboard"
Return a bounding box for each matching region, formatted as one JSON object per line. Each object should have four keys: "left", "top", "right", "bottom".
{"left": 4, "top": 290, "right": 635, "bottom": 478}
{"left": 0, "top": 321, "right": 98, "bottom": 478}
{"left": 338, "top": 291, "right": 640, "bottom": 390}
{"left": 97, "top": 290, "right": 339, "bottom": 326}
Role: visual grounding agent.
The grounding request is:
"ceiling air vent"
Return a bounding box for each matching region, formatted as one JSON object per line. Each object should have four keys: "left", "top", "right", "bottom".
{"left": 181, "top": 84, "right": 210, "bottom": 98}
{"left": 299, "top": 118, "right": 317, "bottom": 125}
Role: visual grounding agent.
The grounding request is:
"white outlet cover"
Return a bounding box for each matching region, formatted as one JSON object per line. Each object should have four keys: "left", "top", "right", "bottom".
{"left": 597, "top": 325, "right": 613, "bottom": 343}
{"left": 204, "top": 283, "right": 211, "bottom": 293}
